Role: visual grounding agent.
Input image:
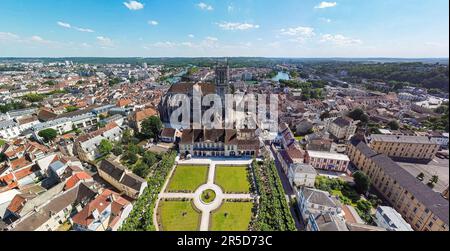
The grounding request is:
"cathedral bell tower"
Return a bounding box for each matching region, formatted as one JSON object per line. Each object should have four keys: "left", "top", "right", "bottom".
{"left": 215, "top": 59, "right": 230, "bottom": 102}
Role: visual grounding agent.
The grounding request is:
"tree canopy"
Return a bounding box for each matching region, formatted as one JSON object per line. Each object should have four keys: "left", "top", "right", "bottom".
{"left": 38, "top": 129, "right": 58, "bottom": 142}
{"left": 141, "top": 116, "right": 163, "bottom": 140}
{"left": 353, "top": 171, "right": 371, "bottom": 194}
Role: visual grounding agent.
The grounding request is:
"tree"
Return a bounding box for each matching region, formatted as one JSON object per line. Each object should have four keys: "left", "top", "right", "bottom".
{"left": 320, "top": 111, "right": 331, "bottom": 121}
{"left": 427, "top": 175, "right": 439, "bottom": 188}
{"left": 123, "top": 151, "right": 138, "bottom": 165}
{"left": 122, "top": 129, "right": 133, "bottom": 144}
{"left": 356, "top": 199, "right": 372, "bottom": 214}
{"left": 349, "top": 108, "right": 369, "bottom": 123}
{"left": 387, "top": 120, "right": 400, "bottom": 130}
{"left": 353, "top": 171, "right": 371, "bottom": 194}
{"left": 65, "top": 106, "right": 79, "bottom": 113}
{"left": 38, "top": 129, "right": 57, "bottom": 142}
{"left": 99, "top": 139, "right": 113, "bottom": 156}
{"left": 112, "top": 144, "right": 123, "bottom": 156}
{"left": 143, "top": 152, "right": 158, "bottom": 166}
{"left": 141, "top": 116, "right": 163, "bottom": 140}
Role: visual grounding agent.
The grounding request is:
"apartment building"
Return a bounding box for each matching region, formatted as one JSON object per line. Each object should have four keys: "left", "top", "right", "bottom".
{"left": 369, "top": 134, "right": 440, "bottom": 162}
{"left": 73, "top": 122, "right": 122, "bottom": 162}
{"left": 306, "top": 150, "right": 350, "bottom": 173}
{"left": 98, "top": 158, "right": 147, "bottom": 199}
{"left": 347, "top": 138, "right": 449, "bottom": 231}
{"left": 325, "top": 116, "right": 358, "bottom": 141}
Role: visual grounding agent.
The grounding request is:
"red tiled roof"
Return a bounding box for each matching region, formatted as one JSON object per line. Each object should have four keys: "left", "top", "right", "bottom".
{"left": 71, "top": 189, "right": 130, "bottom": 228}
{"left": 10, "top": 157, "right": 32, "bottom": 170}
{"left": 116, "top": 99, "right": 132, "bottom": 107}
{"left": 134, "top": 108, "right": 157, "bottom": 122}
{"left": 65, "top": 172, "right": 93, "bottom": 190}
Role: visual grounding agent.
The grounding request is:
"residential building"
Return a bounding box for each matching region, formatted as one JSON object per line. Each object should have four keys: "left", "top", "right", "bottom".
{"left": 347, "top": 138, "right": 449, "bottom": 231}
{"left": 98, "top": 158, "right": 147, "bottom": 199}
{"left": 306, "top": 150, "right": 350, "bottom": 173}
{"left": 10, "top": 182, "right": 96, "bottom": 231}
{"left": 129, "top": 107, "right": 158, "bottom": 133}
{"left": 374, "top": 206, "right": 413, "bottom": 231}
{"left": 160, "top": 127, "right": 178, "bottom": 143}
{"left": 369, "top": 134, "right": 440, "bottom": 162}
{"left": 73, "top": 122, "right": 122, "bottom": 162}
{"left": 325, "top": 116, "right": 358, "bottom": 141}
{"left": 71, "top": 189, "right": 132, "bottom": 231}
{"left": 287, "top": 163, "right": 317, "bottom": 188}
{"left": 296, "top": 187, "right": 347, "bottom": 231}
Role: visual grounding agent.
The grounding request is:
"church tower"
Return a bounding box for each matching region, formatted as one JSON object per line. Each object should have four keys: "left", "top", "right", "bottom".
{"left": 215, "top": 59, "right": 230, "bottom": 102}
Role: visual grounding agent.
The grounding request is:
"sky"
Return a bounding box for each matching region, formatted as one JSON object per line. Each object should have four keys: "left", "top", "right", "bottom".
{"left": 0, "top": 0, "right": 448, "bottom": 58}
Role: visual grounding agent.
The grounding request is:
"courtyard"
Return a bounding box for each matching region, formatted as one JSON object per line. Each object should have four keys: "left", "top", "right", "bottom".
{"left": 155, "top": 158, "right": 257, "bottom": 231}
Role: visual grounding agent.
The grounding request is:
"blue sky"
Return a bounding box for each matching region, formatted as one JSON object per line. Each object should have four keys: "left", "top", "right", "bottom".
{"left": 0, "top": 0, "right": 448, "bottom": 57}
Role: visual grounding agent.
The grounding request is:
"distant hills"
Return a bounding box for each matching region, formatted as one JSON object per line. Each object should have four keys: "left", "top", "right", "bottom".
{"left": 0, "top": 57, "right": 448, "bottom": 66}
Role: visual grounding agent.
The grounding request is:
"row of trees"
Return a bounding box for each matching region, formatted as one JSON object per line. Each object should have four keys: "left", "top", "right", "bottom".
{"left": 251, "top": 159, "right": 297, "bottom": 231}
{"left": 120, "top": 151, "right": 177, "bottom": 231}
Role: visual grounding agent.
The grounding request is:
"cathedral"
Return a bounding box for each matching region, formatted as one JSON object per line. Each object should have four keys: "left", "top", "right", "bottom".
{"left": 158, "top": 60, "right": 261, "bottom": 158}
{"left": 159, "top": 60, "right": 231, "bottom": 128}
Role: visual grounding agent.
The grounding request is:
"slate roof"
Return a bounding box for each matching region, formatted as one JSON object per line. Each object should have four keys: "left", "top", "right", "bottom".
{"left": 354, "top": 141, "right": 449, "bottom": 225}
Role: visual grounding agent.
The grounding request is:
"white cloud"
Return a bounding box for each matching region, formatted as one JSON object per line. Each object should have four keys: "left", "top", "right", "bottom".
{"left": 124, "top": 1, "right": 144, "bottom": 10}
{"left": 96, "top": 36, "right": 114, "bottom": 47}
{"left": 57, "top": 21, "right": 94, "bottom": 33}
{"left": 280, "top": 26, "right": 315, "bottom": 43}
{"left": 0, "top": 32, "right": 20, "bottom": 41}
{"left": 75, "top": 27, "right": 94, "bottom": 33}
{"left": 197, "top": 2, "right": 213, "bottom": 11}
{"left": 148, "top": 41, "right": 177, "bottom": 48}
{"left": 57, "top": 21, "right": 71, "bottom": 29}
{"left": 320, "top": 34, "right": 362, "bottom": 46}
{"left": 148, "top": 20, "right": 159, "bottom": 26}
{"left": 315, "top": 2, "right": 337, "bottom": 9}
{"left": 217, "top": 22, "right": 260, "bottom": 31}
{"left": 31, "top": 36, "right": 44, "bottom": 42}
{"left": 188, "top": 34, "right": 195, "bottom": 38}
{"left": 205, "top": 36, "right": 218, "bottom": 42}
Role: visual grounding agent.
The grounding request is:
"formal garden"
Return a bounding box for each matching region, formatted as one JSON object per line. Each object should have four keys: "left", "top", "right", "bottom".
{"left": 155, "top": 162, "right": 258, "bottom": 231}
{"left": 214, "top": 165, "right": 252, "bottom": 193}
{"left": 210, "top": 201, "right": 254, "bottom": 231}
{"left": 158, "top": 200, "right": 201, "bottom": 231}
{"left": 166, "top": 165, "right": 209, "bottom": 192}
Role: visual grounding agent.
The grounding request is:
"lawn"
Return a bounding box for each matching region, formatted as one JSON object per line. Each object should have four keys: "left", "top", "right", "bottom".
{"left": 215, "top": 165, "right": 251, "bottom": 193}
{"left": 158, "top": 200, "right": 200, "bottom": 231}
{"left": 167, "top": 165, "right": 209, "bottom": 192}
{"left": 210, "top": 202, "right": 254, "bottom": 231}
